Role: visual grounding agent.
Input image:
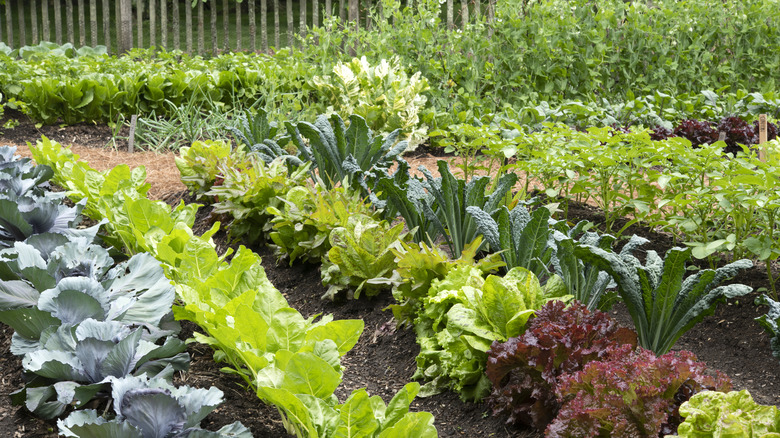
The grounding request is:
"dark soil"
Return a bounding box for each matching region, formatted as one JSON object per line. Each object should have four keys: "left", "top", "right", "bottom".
{"left": 1, "top": 118, "right": 779, "bottom": 437}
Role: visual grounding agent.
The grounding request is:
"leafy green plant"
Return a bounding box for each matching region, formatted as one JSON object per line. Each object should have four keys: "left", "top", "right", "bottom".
{"left": 756, "top": 294, "right": 780, "bottom": 362}
{"left": 413, "top": 265, "right": 560, "bottom": 401}
{"left": 175, "top": 139, "right": 250, "bottom": 202}
{"left": 467, "top": 202, "right": 554, "bottom": 278}
{"left": 208, "top": 156, "right": 310, "bottom": 245}
{"left": 12, "top": 319, "right": 189, "bottom": 419}
{"left": 310, "top": 56, "right": 430, "bottom": 151}
{"left": 420, "top": 160, "right": 517, "bottom": 258}
{"left": 228, "top": 108, "right": 303, "bottom": 168}
{"left": 285, "top": 113, "right": 407, "bottom": 193}
{"left": 321, "top": 217, "right": 409, "bottom": 300}
{"left": 267, "top": 184, "right": 379, "bottom": 266}
{"left": 574, "top": 236, "right": 753, "bottom": 355}
{"left": 57, "top": 374, "right": 252, "bottom": 438}
{"left": 675, "top": 390, "right": 780, "bottom": 437}
{"left": 389, "top": 237, "right": 504, "bottom": 326}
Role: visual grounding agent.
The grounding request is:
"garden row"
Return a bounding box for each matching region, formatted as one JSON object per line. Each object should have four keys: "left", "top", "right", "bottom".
{"left": 0, "top": 146, "right": 253, "bottom": 436}
{"left": 168, "top": 111, "right": 780, "bottom": 436}
{"left": 24, "top": 108, "right": 780, "bottom": 435}
{"left": 24, "top": 138, "right": 439, "bottom": 437}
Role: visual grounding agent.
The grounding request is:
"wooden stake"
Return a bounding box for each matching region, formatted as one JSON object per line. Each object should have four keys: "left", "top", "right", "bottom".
{"left": 128, "top": 115, "right": 138, "bottom": 153}
{"left": 759, "top": 114, "right": 768, "bottom": 162}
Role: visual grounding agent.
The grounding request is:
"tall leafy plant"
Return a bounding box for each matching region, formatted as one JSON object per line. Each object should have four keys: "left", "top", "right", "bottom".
{"left": 285, "top": 113, "right": 407, "bottom": 193}
{"left": 574, "top": 235, "right": 753, "bottom": 354}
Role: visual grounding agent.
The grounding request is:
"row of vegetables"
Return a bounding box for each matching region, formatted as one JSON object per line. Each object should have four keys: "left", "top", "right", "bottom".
{"left": 26, "top": 110, "right": 780, "bottom": 435}
{"left": 173, "top": 111, "right": 780, "bottom": 435}
{"left": 0, "top": 146, "right": 252, "bottom": 436}
{"left": 4, "top": 111, "right": 780, "bottom": 437}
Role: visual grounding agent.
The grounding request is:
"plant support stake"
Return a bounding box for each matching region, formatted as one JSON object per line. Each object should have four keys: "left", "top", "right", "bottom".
{"left": 760, "top": 114, "right": 768, "bottom": 161}
{"left": 128, "top": 115, "right": 138, "bottom": 153}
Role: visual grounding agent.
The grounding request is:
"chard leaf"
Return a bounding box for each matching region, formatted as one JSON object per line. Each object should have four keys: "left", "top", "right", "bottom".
{"left": 268, "top": 308, "right": 307, "bottom": 353}
{"left": 376, "top": 412, "right": 437, "bottom": 438}
{"left": 282, "top": 352, "right": 342, "bottom": 399}
{"left": 305, "top": 319, "right": 364, "bottom": 356}
{"left": 381, "top": 382, "right": 420, "bottom": 430}
{"left": 334, "top": 389, "right": 380, "bottom": 438}
{"left": 255, "top": 387, "right": 318, "bottom": 438}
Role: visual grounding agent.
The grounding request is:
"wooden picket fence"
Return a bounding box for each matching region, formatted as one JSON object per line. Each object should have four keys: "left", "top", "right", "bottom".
{"left": 0, "top": 0, "right": 496, "bottom": 55}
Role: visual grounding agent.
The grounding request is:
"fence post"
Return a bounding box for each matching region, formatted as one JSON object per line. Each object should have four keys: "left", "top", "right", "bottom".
{"left": 31, "top": 0, "right": 39, "bottom": 45}
{"left": 286, "top": 0, "right": 293, "bottom": 47}
{"left": 223, "top": 0, "right": 229, "bottom": 52}
{"left": 211, "top": 0, "right": 218, "bottom": 53}
{"left": 102, "top": 0, "right": 110, "bottom": 52}
{"left": 17, "top": 2, "right": 26, "bottom": 46}
{"left": 299, "top": 0, "right": 306, "bottom": 37}
{"left": 136, "top": 0, "right": 144, "bottom": 48}
{"left": 150, "top": 0, "right": 156, "bottom": 48}
{"left": 313, "top": 0, "right": 318, "bottom": 28}
{"left": 173, "top": 0, "right": 180, "bottom": 50}
{"left": 66, "top": 0, "right": 75, "bottom": 45}
{"left": 161, "top": 0, "right": 168, "bottom": 50}
{"left": 487, "top": 0, "right": 495, "bottom": 38}
{"left": 119, "top": 0, "right": 133, "bottom": 53}
{"left": 197, "top": 0, "right": 204, "bottom": 54}
{"left": 273, "top": 0, "right": 279, "bottom": 48}
{"left": 77, "top": 0, "right": 85, "bottom": 47}
{"left": 461, "top": 0, "right": 468, "bottom": 28}
{"left": 253, "top": 0, "right": 260, "bottom": 52}
{"left": 187, "top": 0, "right": 195, "bottom": 53}
{"left": 5, "top": 2, "right": 13, "bottom": 47}
{"left": 474, "top": 0, "right": 480, "bottom": 19}
{"left": 42, "top": 0, "right": 50, "bottom": 42}
{"left": 89, "top": 0, "right": 97, "bottom": 46}
{"left": 235, "top": 0, "right": 241, "bottom": 50}
{"left": 349, "top": 0, "right": 358, "bottom": 30}
{"left": 447, "top": 0, "right": 453, "bottom": 29}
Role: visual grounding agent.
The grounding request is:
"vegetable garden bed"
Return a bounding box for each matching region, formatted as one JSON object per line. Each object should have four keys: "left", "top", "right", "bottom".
{"left": 1, "top": 117, "right": 779, "bottom": 438}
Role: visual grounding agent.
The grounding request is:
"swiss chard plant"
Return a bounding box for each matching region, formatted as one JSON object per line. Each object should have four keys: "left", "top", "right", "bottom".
{"left": 320, "top": 218, "right": 409, "bottom": 300}
{"left": 309, "top": 56, "right": 430, "bottom": 152}
{"left": 574, "top": 235, "right": 753, "bottom": 355}
{"left": 547, "top": 345, "right": 731, "bottom": 438}
{"left": 57, "top": 374, "right": 252, "bottom": 438}
{"left": 485, "top": 300, "right": 637, "bottom": 430}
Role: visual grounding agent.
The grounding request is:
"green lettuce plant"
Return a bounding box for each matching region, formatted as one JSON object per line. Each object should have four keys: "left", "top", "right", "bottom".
{"left": 413, "top": 265, "right": 560, "bottom": 401}
{"left": 267, "top": 184, "right": 379, "bottom": 266}
{"left": 674, "top": 390, "right": 780, "bottom": 437}
{"left": 389, "top": 237, "right": 504, "bottom": 326}
{"left": 320, "top": 217, "right": 409, "bottom": 300}
{"left": 208, "top": 156, "right": 310, "bottom": 245}
{"left": 574, "top": 235, "right": 753, "bottom": 355}
{"left": 175, "top": 139, "right": 250, "bottom": 201}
